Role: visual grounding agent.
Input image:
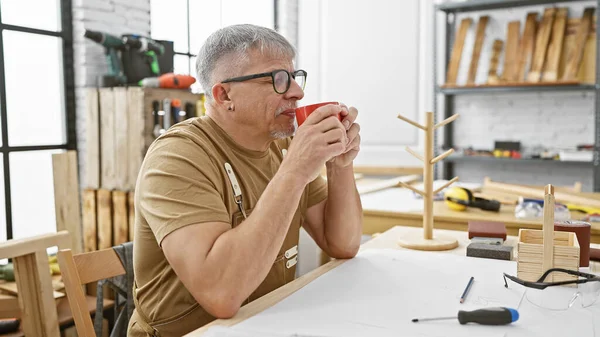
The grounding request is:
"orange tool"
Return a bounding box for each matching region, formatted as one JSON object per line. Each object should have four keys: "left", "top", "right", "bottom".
{"left": 139, "top": 73, "right": 196, "bottom": 89}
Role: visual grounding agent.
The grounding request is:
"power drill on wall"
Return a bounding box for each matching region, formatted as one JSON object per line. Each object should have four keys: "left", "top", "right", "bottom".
{"left": 122, "top": 34, "right": 165, "bottom": 76}
{"left": 84, "top": 29, "right": 128, "bottom": 87}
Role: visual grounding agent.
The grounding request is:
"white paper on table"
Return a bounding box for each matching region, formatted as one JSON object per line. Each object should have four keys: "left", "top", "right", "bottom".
{"left": 360, "top": 188, "right": 424, "bottom": 213}
{"left": 230, "top": 249, "right": 525, "bottom": 337}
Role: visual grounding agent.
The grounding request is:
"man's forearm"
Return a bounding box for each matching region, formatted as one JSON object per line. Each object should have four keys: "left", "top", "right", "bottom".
{"left": 323, "top": 162, "right": 363, "bottom": 258}
{"left": 203, "top": 170, "right": 305, "bottom": 307}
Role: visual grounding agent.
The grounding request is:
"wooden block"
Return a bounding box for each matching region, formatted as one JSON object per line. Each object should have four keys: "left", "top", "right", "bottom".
{"left": 113, "top": 88, "right": 129, "bottom": 190}
{"left": 97, "top": 189, "right": 113, "bottom": 250}
{"left": 528, "top": 8, "right": 556, "bottom": 82}
{"left": 542, "top": 8, "right": 568, "bottom": 81}
{"left": 128, "top": 191, "right": 135, "bottom": 241}
{"left": 516, "top": 12, "right": 538, "bottom": 82}
{"left": 559, "top": 18, "right": 581, "bottom": 79}
{"left": 13, "top": 251, "right": 60, "bottom": 337}
{"left": 467, "top": 16, "right": 489, "bottom": 85}
{"left": 445, "top": 18, "right": 473, "bottom": 85}
{"left": 52, "top": 151, "right": 83, "bottom": 254}
{"left": 501, "top": 21, "right": 521, "bottom": 82}
{"left": 82, "top": 189, "right": 97, "bottom": 252}
{"left": 99, "top": 88, "right": 116, "bottom": 190}
{"left": 562, "top": 7, "right": 594, "bottom": 80}
{"left": 487, "top": 39, "right": 504, "bottom": 84}
{"left": 577, "top": 18, "right": 596, "bottom": 84}
{"left": 85, "top": 88, "right": 100, "bottom": 189}
{"left": 127, "top": 88, "right": 145, "bottom": 191}
{"left": 112, "top": 191, "right": 128, "bottom": 245}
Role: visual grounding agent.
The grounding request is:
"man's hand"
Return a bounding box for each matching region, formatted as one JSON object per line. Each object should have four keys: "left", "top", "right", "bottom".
{"left": 282, "top": 104, "right": 347, "bottom": 184}
{"left": 329, "top": 104, "right": 360, "bottom": 167}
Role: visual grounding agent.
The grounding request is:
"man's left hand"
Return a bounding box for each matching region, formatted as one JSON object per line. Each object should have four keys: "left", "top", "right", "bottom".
{"left": 329, "top": 104, "right": 360, "bottom": 167}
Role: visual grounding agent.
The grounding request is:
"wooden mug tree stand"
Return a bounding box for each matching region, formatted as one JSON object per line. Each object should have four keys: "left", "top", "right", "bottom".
{"left": 395, "top": 111, "right": 460, "bottom": 251}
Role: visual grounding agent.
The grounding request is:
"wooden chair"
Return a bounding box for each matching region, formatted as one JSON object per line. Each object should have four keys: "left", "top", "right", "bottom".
{"left": 57, "top": 247, "right": 126, "bottom": 337}
{"left": 0, "top": 231, "right": 71, "bottom": 337}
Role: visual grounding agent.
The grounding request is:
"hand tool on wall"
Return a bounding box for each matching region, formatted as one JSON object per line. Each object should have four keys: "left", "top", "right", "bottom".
{"left": 412, "top": 307, "right": 519, "bottom": 325}
{"left": 163, "top": 98, "right": 172, "bottom": 129}
{"left": 84, "top": 29, "right": 127, "bottom": 87}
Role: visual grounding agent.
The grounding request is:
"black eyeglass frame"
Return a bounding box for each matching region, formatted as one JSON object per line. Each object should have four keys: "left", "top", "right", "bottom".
{"left": 221, "top": 69, "right": 307, "bottom": 94}
{"left": 503, "top": 268, "right": 600, "bottom": 290}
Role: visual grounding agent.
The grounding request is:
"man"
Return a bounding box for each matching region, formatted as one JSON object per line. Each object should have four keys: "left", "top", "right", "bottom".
{"left": 128, "top": 24, "right": 363, "bottom": 336}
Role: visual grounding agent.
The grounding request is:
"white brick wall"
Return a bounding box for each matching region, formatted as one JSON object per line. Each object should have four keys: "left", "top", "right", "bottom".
{"left": 436, "top": 1, "right": 597, "bottom": 191}
{"left": 72, "top": 0, "right": 150, "bottom": 187}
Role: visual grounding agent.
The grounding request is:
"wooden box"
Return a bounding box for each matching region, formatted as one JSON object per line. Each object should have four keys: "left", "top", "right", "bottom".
{"left": 517, "top": 228, "right": 580, "bottom": 282}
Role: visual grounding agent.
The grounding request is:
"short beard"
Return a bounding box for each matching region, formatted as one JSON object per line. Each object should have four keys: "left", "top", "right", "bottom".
{"left": 270, "top": 128, "right": 294, "bottom": 139}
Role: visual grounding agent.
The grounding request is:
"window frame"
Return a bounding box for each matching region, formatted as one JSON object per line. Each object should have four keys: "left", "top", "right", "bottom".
{"left": 170, "top": 0, "right": 279, "bottom": 76}
{"left": 0, "top": 0, "right": 77, "bottom": 240}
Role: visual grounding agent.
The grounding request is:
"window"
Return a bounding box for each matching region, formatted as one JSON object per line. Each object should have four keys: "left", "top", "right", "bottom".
{"left": 0, "top": 0, "right": 76, "bottom": 244}
{"left": 150, "top": 0, "right": 276, "bottom": 93}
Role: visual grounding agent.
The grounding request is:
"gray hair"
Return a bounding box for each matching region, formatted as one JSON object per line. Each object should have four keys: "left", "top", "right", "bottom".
{"left": 195, "top": 24, "right": 296, "bottom": 100}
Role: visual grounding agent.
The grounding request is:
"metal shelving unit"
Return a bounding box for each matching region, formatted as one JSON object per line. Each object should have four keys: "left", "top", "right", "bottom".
{"left": 444, "top": 154, "right": 593, "bottom": 167}
{"left": 433, "top": 0, "right": 600, "bottom": 191}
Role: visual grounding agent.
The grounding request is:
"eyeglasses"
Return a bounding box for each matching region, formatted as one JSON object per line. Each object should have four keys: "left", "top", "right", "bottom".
{"left": 503, "top": 268, "right": 600, "bottom": 310}
{"left": 221, "top": 69, "right": 307, "bottom": 94}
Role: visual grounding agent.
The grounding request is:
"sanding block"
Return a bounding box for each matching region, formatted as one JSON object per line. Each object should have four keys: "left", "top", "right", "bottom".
{"left": 466, "top": 242, "right": 513, "bottom": 261}
{"left": 468, "top": 221, "right": 507, "bottom": 240}
{"left": 554, "top": 220, "right": 591, "bottom": 267}
{"left": 591, "top": 248, "right": 600, "bottom": 262}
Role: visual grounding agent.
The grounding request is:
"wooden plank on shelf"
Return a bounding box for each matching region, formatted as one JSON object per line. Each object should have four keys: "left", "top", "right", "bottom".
{"left": 128, "top": 191, "right": 135, "bottom": 241}
{"left": 527, "top": 7, "right": 556, "bottom": 82}
{"left": 113, "top": 88, "right": 129, "bottom": 191}
{"left": 112, "top": 191, "right": 128, "bottom": 245}
{"left": 559, "top": 18, "right": 581, "bottom": 80}
{"left": 577, "top": 23, "right": 596, "bottom": 84}
{"left": 542, "top": 7, "right": 568, "bottom": 82}
{"left": 467, "top": 15, "right": 489, "bottom": 85}
{"left": 99, "top": 88, "right": 116, "bottom": 190}
{"left": 516, "top": 12, "right": 538, "bottom": 82}
{"left": 501, "top": 21, "right": 521, "bottom": 82}
{"left": 97, "top": 189, "right": 113, "bottom": 250}
{"left": 128, "top": 88, "right": 145, "bottom": 191}
{"left": 82, "top": 189, "right": 97, "bottom": 252}
{"left": 85, "top": 88, "right": 100, "bottom": 189}
{"left": 487, "top": 39, "right": 503, "bottom": 84}
{"left": 562, "top": 7, "right": 594, "bottom": 80}
{"left": 52, "top": 151, "right": 83, "bottom": 254}
{"left": 445, "top": 18, "right": 472, "bottom": 85}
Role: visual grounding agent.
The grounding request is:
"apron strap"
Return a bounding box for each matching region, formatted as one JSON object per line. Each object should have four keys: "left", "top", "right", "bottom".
{"left": 132, "top": 283, "right": 160, "bottom": 337}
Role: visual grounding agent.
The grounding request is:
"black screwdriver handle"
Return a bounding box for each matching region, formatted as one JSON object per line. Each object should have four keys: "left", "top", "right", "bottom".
{"left": 457, "top": 307, "right": 518, "bottom": 325}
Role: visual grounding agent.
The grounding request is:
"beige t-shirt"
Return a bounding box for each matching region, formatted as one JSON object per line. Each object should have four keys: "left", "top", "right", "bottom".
{"left": 128, "top": 116, "right": 327, "bottom": 336}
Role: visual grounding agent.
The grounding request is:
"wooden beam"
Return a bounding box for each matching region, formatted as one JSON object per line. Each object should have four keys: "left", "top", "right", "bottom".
{"left": 13, "top": 251, "right": 60, "bottom": 337}
{"left": 357, "top": 175, "right": 420, "bottom": 195}
{"left": 0, "top": 231, "right": 70, "bottom": 259}
{"left": 483, "top": 178, "right": 600, "bottom": 208}
{"left": 52, "top": 151, "right": 83, "bottom": 254}
{"left": 82, "top": 189, "right": 97, "bottom": 252}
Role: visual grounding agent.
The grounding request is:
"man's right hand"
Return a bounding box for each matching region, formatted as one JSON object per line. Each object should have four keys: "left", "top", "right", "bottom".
{"left": 282, "top": 104, "right": 348, "bottom": 184}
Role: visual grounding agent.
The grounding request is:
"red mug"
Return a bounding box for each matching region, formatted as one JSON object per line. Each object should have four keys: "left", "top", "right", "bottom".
{"left": 295, "top": 101, "right": 341, "bottom": 126}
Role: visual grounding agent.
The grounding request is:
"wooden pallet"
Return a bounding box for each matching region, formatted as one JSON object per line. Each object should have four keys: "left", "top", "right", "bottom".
{"left": 82, "top": 189, "right": 135, "bottom": 252}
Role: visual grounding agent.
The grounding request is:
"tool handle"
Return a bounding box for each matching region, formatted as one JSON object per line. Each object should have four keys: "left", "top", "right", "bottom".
{"left": 457, "top": 307, "right": 518, "bottom": 325}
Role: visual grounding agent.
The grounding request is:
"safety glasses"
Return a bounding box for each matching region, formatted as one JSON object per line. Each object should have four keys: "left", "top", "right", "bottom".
{"left": 503, "top": 268, "right": 600, "bottom": 310}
